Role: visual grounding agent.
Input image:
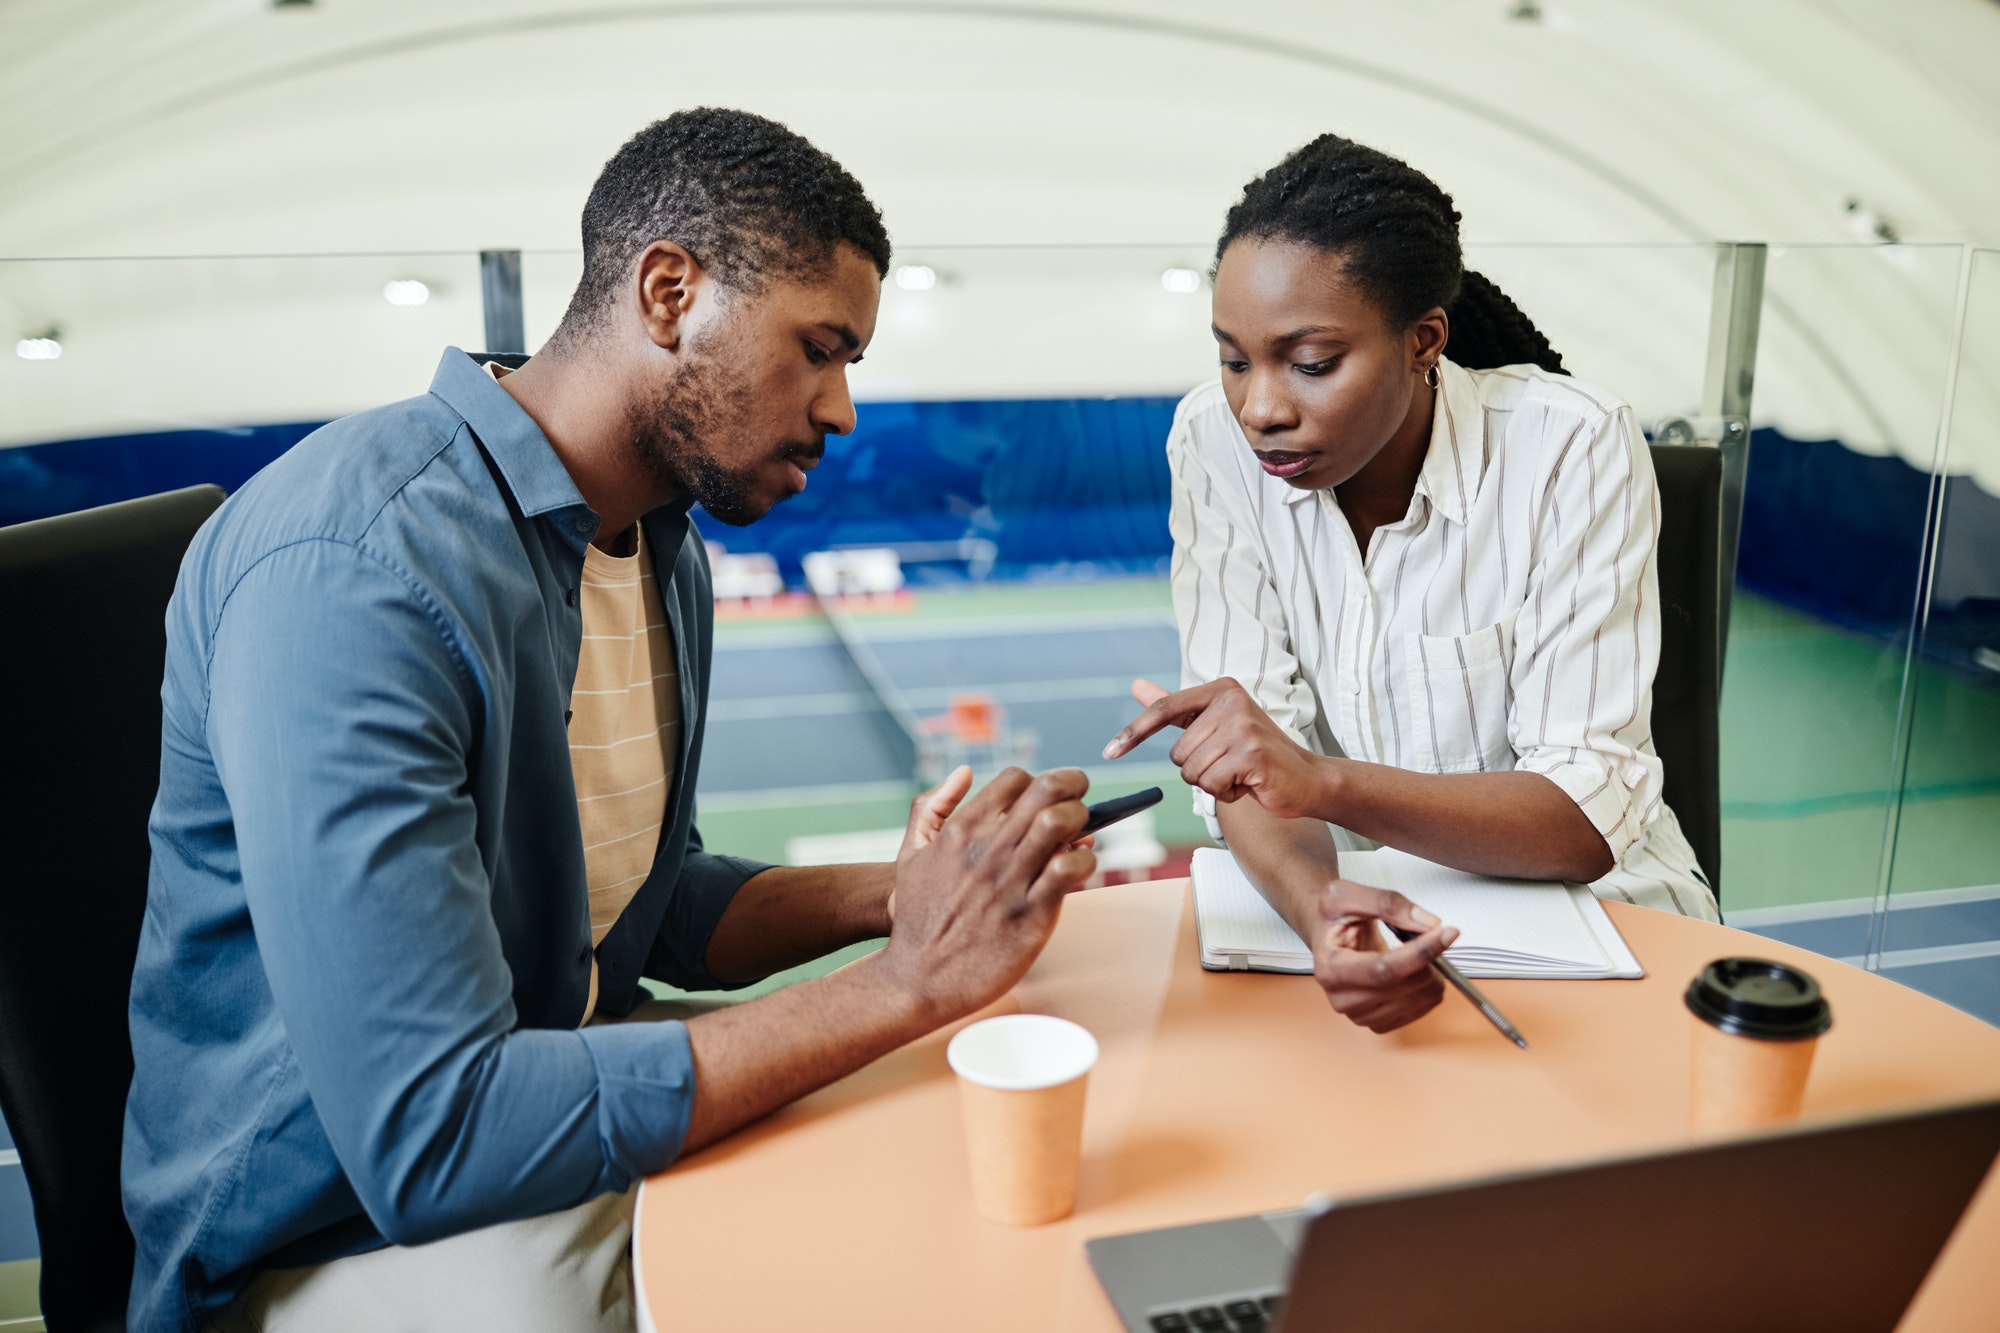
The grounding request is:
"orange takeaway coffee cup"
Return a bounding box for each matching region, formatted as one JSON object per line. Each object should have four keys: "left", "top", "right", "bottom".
{"left": 946, "top": 1014, "right": 1099, "bottom": 1226}
{"left": 1684, "top": 957, "right": 1833, "bottom": 1134}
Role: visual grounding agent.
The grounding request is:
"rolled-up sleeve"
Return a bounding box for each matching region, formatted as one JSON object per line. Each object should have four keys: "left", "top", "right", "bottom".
{"left": 208, "top": 539, "right": 694, "bottom": 1246}
{"left": 1167, "top": 404, "right": 1320, "bottom": 836}
{"left": 643, "top": 833, "right": 773, "bottom": 993}
{"left": 1508, "top": 407, "right": 1666, "bottom": 864}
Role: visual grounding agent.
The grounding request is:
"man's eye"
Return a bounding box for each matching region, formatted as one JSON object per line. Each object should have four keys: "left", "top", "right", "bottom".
{"left": 1219, "top": 359, "right": 1249, "bottom": 374}
{"left": 1294, "top": 357, "right": 1339, "bottom": 376}
{"left": 804, "top": 342, "right": 830, "bottom": 365}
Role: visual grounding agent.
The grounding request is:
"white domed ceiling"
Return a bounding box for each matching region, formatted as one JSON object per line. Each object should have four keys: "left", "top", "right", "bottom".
{"left": 2, "top": 0, "right": 1998, "bottom": 483}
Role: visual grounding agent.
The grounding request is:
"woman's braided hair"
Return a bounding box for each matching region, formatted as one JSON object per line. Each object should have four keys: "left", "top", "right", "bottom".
{"left": 1217, "top": 135, "right": 1566, "bottom": 375}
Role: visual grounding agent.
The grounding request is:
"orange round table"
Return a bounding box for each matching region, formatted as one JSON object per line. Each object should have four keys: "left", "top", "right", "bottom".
{"left": 635, "top": 880, "right": 2000, "bottom": 1330}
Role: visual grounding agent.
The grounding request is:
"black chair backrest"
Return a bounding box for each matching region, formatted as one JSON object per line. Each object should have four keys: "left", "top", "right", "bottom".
{"left": 0, "top": 485, "right": 223, "bottom": 1333}
{"left": 1646, "top": 445, "right": 1723, "bottom": 904}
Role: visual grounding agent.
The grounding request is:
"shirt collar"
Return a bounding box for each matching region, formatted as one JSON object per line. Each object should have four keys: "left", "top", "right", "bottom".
{"left": 1417, "top": 356, "right": 1484, "bottom": 528}
{"left": 1273, "top": 356, "right": 1482, "bottom": 524}
{"left": 427, "top": 347, "right": 591, "bottom": 521}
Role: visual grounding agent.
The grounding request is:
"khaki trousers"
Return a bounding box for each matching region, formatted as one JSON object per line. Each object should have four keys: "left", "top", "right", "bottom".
{"left": 208, "top": 999, "right": 721, "bottom": 1333}
{"left": 212, "top": 1187, "right": 637, "bottom": 1333}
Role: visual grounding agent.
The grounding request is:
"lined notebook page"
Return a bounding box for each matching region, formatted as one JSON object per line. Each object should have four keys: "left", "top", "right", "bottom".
{"left": 1191, "top": 846, "right": 1643, "bottom": 979}
{"left": 1189, "top": 848, "right": 1314, "bottom": 972}
{"left": 1338, "top": 849, "right": 1606, "bottom": 972}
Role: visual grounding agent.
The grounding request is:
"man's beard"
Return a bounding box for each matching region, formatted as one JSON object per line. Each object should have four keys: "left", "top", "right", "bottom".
{"left": 628, "top": 327, "right": 821, "bottom": 528}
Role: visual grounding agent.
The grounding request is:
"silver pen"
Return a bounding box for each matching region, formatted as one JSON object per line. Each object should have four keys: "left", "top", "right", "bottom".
{"left": 1386, "top": 923, "right": 1530, "bottom": 1049}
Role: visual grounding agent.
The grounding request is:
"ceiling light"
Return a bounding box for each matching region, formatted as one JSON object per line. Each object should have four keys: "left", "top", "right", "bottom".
{"left": 14, "top": 335, "right": 61, "bottom": 361}
{"left": 1842, "top": 198, "right": 1900, "bottom": 244}
{"left": 1160, "top": 268, "right": 1203, "bottom": 294}
{"left": 894, "top": 264, "right": 937, "bottom": 292}
{"left": 383, "top": 279, "right": 430, "bottom": 307}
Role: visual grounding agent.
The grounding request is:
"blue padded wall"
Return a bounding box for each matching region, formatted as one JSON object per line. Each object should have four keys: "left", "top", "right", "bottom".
{"left": 1, "top": 405, "right": 1994, "bottom": 657}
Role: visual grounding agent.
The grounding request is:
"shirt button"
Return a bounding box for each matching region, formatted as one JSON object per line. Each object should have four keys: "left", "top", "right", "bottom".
{"left": 573, "top": 516, "right": 592, "bottom": 534}
{"left": 565, "top": 586, "right": 578, "bottom": 607}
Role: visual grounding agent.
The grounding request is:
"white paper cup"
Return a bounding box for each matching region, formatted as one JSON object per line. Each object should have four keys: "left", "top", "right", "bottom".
{"left": 946, "top": 1014, "right": 1099, "bottom": 1225}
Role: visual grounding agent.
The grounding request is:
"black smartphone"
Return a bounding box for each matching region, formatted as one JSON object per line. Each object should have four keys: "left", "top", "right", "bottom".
{"left": 1078, "top": 786, "right": 1164, "bottom": 837}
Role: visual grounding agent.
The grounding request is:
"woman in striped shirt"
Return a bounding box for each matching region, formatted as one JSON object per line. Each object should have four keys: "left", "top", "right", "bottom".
{"left": 1104, "top": 135, "right": 1716, "bottom": 1033}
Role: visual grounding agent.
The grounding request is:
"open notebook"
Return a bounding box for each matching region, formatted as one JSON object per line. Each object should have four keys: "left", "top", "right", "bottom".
{"left": 1191, "top": 846, "right": 1643, "bottom": 979}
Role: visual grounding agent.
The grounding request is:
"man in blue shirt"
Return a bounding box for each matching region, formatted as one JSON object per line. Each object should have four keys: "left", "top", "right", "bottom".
{"left": 125, "top": 108, "right": 1097, "bottom": 1332}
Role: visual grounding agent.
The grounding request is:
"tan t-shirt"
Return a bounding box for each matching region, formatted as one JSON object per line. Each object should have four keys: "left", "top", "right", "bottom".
{"left": 571, "top": 529, "right": 681, "bottom": 942}
{"left": 487, "top": 362, "right": 681, "bottom": 1020}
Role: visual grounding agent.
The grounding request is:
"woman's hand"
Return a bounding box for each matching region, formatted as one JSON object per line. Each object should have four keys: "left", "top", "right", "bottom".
{"left": 1310, "top": 881, "right": 1458, "bottom": 1032}
{"left": 1103, "top": 678, "right": 1330, "bottom": 820}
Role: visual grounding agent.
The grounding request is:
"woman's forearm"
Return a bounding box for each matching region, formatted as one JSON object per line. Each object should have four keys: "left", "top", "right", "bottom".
{"left": 1117, "top": 677, "right": 1614, "bottom": 887}
{"left": 1213, "top": 797, "right": 1343, "bottom": 942}
{"left": 1309, "top": 759, "right": 1613, "bottom": 882}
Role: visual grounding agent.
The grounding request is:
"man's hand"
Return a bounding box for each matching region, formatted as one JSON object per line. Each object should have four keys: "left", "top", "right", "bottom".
{"left": 899, "top": 764, "right": 974, "bottom": 863}
{"left": 1310, "top": 882, "right": 1458, "bottom": 1032}
{"left": 1103, "top": 678, "right": 1329, "bottom": 820}
{"left": 880, "top": 767, "right": 1096, "bottom": 1023}
{"left": 680, "top": 767, "right": 1094, "bottom": 1155}
{"left": 887, "top": 764, "right": 975, "bottom": 925}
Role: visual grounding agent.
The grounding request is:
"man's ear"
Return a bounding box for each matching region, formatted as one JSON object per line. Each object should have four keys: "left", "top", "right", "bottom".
{"left": 634, "top": 241, "right": 703, "bottom": 351}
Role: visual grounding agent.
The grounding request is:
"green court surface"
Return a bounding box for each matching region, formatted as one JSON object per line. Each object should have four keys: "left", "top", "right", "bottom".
{"left": 0, "top": 1261, "right": 40, "bottom": 1331}
{"left": 655, "top": 580, "right": 2000, "bottom": 1018}
{"left": 702, "top": 579, "right": 1999, "bottom": 914}
{"left": 1719, "top": 594, "right": 2000, "bottom": 910}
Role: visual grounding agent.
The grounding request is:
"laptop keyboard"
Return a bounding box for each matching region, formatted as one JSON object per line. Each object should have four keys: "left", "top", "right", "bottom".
{"left": 1148, "top": 1294, "right": 1282, "bottom": 1330}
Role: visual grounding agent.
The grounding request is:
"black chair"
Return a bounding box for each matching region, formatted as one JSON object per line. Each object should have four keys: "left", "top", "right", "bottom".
{"left": 1647, "top": 444, "right": 1724, "bottom": 906}
{"left": 0, "top": 485, "right": 224, "bottom": 1333}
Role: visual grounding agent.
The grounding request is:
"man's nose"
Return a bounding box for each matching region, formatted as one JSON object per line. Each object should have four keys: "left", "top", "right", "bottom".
{"left": 814, "top": 372, "right": 858, "bottom": 438}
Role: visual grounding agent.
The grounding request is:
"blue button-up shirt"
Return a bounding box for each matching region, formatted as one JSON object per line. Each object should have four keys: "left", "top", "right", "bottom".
{"left": 124, "top": 349, "right": 769, "bottom": 1332}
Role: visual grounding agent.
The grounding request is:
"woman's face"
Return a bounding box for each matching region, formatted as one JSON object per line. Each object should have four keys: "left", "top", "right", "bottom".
{"left": 1210, "top": 238, "right": 1441, "bottom": 492}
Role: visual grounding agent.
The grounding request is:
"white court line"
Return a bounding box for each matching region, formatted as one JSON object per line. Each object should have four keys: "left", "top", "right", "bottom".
{"left": 835, "top": 608, "right": 1175, "bottom": 642}
{"left": 699, "top": 780, "right": 917, "bottom": 813}
{"left": 713, "top": 608, "right": 1175, "bottom": 652}
{"left": 1837, "top": 938, "right": 2000, "bottom": 971}
{"left": 698, "top": 762, "right": 1187, "bottom": 814}
{"left": 708, "top": 676, "right": 1145, "bottom": 723}
{"left": 1727, "top": 882, "right": 2000, "bottom": 928}
{"left": 707, "top": 692, "right": 876, "bottom": 722}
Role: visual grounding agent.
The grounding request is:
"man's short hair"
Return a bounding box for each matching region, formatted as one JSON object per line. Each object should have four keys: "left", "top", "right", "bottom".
{"left": 559, "top": 107, "right": 892, "bottom": 335}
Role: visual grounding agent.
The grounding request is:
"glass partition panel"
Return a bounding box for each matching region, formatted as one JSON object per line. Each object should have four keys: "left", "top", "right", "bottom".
{"left": 1464, "top": 242, "right": 1717, "bottom": 431}
{"left": 1719, "top": 243, "right": 1964, "bottom": 950}
{"left": 1877, "top": 247, "right": 2000, "bottom": 1023}
{"left": 0, "top": 242, "right": 1744, "bottom": 875}
{"left": 575, "top": 241, "right": 1721, "bottom": 867}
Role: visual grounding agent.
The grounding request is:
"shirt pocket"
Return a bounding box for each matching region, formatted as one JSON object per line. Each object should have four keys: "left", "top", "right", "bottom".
{"left": 1401, "top": 610, "right": 1518, "bottom": 775}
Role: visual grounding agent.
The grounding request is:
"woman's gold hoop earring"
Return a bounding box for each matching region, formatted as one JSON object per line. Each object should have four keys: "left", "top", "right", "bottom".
{"left": 1423, "top": 363, "right": 1441, "bottom": 389}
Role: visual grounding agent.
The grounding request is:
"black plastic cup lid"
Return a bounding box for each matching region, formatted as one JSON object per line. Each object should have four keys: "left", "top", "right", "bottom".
{"left": 1684, "top": 957, "right": 1832, "bottom": 1041}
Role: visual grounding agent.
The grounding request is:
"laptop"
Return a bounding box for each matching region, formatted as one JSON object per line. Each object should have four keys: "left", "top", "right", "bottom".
{"left": 1087, "top": 1096, "right": 2000, "bottom": 1333}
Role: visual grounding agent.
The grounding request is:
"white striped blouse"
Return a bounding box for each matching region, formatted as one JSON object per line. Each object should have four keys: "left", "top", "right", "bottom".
{"left": 1168, "top": 357, "right": 1717, "bottom": 919}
